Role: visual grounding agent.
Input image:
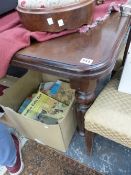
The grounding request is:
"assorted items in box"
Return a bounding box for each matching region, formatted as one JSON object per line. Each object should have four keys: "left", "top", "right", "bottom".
{"left": 39, "top": 80, "right": 74, "bottom": 105}
{"left": 18, "top": 80, "right": 75, "bottom": 125}
{"left": 0, "top": 71, "right": 76, "bottom": 152}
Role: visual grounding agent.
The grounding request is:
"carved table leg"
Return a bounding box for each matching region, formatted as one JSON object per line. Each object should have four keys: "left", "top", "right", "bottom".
{"left": 70, "top": 78, "right": 97, "bottom": 135}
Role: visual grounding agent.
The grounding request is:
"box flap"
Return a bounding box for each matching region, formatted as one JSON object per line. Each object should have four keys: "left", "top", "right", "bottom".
{"left": 0, "top": 71, "right": 42, "bottom": 111}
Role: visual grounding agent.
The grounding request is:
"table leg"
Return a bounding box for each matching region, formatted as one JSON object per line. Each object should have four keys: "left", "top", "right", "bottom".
{"left": 122, "top": 28, "right": 131, "bottom": 66}
{"left": 70, "top": 78, "right": 97, "bottom": 135}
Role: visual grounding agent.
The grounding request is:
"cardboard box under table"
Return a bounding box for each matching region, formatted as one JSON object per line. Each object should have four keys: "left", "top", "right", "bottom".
{"left": 0, "top": 71, "right": 76, "bottom": 152}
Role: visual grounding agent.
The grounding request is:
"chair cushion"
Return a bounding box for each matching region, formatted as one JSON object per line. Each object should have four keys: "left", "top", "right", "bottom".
{"left": 18, "top": 0, "right": 80, "bottom": 9}
{"left": 85, "top": 76, "right": 131, "bottom": 148}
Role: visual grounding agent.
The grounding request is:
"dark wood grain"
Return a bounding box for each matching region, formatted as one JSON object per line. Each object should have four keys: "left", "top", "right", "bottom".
{"left": 13, "top": 13, "right": 130, "bottom": 78}
{"left": 17, "top": 0, "right": 94, "bottom": 32}
{"left": 12, "top": 13, "right": 130, "bottom": 133}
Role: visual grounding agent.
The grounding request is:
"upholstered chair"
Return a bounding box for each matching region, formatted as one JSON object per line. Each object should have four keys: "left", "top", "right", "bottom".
{"left": 84, "top": 28, "right": 131, "bottom": 154}
{"left": 84, "top": 70, "right": 131, "bottom": 154}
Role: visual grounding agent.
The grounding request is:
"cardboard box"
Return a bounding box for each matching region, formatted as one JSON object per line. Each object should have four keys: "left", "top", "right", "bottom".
{"left": 0, "top": 71, "right": 76, "bottom": 152}
{"left": 0, "top": 75, "right": 18, "bottom": 88}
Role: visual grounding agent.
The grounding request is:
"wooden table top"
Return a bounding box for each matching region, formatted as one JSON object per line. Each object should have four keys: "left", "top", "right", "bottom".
{"left": 12, "top": 13, "right": 130, "bottom": 78}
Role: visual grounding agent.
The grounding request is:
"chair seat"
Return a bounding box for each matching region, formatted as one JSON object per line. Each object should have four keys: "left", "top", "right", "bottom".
{"left": 85, "top": 76, "right": 131, "bottom": 148}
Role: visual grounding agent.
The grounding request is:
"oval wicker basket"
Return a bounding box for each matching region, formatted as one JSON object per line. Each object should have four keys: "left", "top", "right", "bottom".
{"left": 17, "top": 0, "right": 95, "bottom": 33}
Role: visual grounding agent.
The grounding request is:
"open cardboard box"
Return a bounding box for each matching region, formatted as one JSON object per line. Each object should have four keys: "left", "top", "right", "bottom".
{"left": 0, "top": 71, "right": 76, "bottom": 152}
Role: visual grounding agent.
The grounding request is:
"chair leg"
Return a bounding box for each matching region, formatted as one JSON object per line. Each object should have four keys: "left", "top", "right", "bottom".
{"left": 85, "top": 130, "right": 94, "bottom": 155}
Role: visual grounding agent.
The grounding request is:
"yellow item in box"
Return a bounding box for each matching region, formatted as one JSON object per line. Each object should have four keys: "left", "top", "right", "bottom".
{"left": 22, "top": 91, "right": 68, "bottom": 120}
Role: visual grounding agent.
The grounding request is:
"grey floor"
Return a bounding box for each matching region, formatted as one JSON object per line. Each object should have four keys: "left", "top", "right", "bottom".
{"left": 65, "top": 132, "right": 131, "bottom": 175}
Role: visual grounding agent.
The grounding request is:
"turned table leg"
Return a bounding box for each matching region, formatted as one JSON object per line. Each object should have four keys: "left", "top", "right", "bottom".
{"left": 70, "top": 78, "right": 97, "bottom": 135}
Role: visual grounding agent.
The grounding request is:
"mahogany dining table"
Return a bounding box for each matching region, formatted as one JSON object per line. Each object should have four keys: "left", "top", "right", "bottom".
{"left": 11, "top": 13, "right": 131, "bottom": 135}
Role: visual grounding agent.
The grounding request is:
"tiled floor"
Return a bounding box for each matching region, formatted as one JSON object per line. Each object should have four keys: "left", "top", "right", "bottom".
{"left": 66, "top": 132, "right": 131, "bottom": 175}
